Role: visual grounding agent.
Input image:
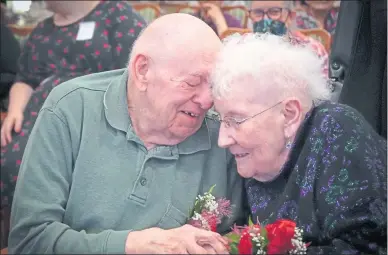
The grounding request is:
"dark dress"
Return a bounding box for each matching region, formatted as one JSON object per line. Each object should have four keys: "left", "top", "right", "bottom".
{"left": 246, "top": 101, "right": 387, "bottom": 254}
{"left": 0, "top": 23, "right": 20, "bottom": 101}
{"left": 0, "top": 0, "right": 145, "bottom": 208}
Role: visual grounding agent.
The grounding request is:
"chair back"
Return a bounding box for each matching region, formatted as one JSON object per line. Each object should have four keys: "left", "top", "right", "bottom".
{"left": 221, "top": 5, "right": 248, "bottom": 28}
{"left": 297, "top": 28, "right": 332, "bottom": 52}
{"left": 176, "top": 4, "right": 200, "bottom": 15}
{"left": 175, "top": 4, "right": 248, "bottom": 28}
{"left": 132, "top": 3, "right": 161, "bottom": 23}
{"left": 220, "top": 27, "right": 252, "bottom": 40}
{"left": 8, "top": 24, "right": 35, "bottom": 37}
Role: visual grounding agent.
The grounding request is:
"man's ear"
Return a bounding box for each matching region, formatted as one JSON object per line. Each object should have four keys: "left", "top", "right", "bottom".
{"left": 130, "top": 54, "right": 150, "bottom": 92}
{"left": 282, "top": 98, "right": 303, "bottom": 138}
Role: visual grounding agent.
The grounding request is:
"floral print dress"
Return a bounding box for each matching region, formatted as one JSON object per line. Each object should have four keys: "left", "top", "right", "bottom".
{"left": 0, "top": 1, "right": 145, "bottom": 207}
{"left": 293, "top": 8, "right": 339, "bottom": 35}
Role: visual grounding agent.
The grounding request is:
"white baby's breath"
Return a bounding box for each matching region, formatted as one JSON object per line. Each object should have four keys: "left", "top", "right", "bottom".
{"left": 289, "top": 227, "right": 307, "bottom": 254}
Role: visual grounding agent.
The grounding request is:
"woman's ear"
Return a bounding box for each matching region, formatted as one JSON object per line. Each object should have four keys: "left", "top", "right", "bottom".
{"left": 282, "top": 98, "right": 303, "bottom": 138}
{"left": 130, "top": 54, "right": 150, "bottom": 92}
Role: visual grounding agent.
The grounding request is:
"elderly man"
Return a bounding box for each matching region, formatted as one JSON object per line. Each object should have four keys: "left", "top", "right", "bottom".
{"left": 8, "top": 14, "right": 246, "bottom": 254}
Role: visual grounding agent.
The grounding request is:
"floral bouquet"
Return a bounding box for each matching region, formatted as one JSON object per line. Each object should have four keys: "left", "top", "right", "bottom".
{"left": 225, "top": 219, "right": 310, "bottom": 254}
{"left": 187, "top": 185, "right": 233, "bottom": 232}
{"left": 188, "top": 185, "right": 309, "bottom": 254}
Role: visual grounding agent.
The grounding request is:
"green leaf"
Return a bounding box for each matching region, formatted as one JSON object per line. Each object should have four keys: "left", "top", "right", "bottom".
{"left": 225, "top": 232, "right": 241, "bottom": 243}
{"left": 208, "top": 184, "right": 216, "bottom": 194}
{"left": 260, "top": 228, "right": 269, "bottom": 249}
{"left": 193, "top": 199, "right": 204, "bottom": 214}
{"left": 248, "top": 215, "right": 254, "bottom": 226}
{"left": 229, "top": 243, "right": 239, "bottom": 255}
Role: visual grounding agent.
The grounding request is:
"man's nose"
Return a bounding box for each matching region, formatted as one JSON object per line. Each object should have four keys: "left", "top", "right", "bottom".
{"left": 194, "top": 85, "right": 214, "bottom": 110}
{"left": 218, "top": 124, "right": 235, "bottom": 148}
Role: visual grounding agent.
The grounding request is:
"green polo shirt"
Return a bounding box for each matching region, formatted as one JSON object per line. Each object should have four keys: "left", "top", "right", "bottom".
{"left": 9, "top": 69, "right": 247, "bottom": 254}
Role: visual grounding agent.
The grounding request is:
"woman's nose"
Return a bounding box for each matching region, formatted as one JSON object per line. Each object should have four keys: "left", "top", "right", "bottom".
{"left": 218, "top": 124, "right": 235, "bottom": 148}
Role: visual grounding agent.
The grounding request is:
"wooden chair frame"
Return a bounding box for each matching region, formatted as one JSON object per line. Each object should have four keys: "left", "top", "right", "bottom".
{"left": 175, "top": 4, "right": 248, "bottom": 28}
{"left": 131, "top": 3, "right": 162, "bottom": 21}
{"left": 7, "top": 24, "right": 35, "bottom": 37}
{"left": 221, "top": 5, "right": 249, "bottom": 28}
{"left": 220, "top": 27, "right": 252, "bottom": 40}
{"left": 175, "top": 4, "right": 200, "bottom": 14}
{"left": 297, "top": 28, "right": 332, "bottom": 52}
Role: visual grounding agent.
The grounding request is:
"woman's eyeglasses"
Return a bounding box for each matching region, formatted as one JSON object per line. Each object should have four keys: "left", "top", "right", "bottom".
{"left": 218, "top": 101, "right": 284, "bottom": 129}
{"left": 248, "top": 7, "right": 289, "bottom": 21}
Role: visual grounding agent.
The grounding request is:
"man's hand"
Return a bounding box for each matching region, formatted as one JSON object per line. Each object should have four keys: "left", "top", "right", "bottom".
{"left": 125, "top": 225, "right": 229, "bottom": 254}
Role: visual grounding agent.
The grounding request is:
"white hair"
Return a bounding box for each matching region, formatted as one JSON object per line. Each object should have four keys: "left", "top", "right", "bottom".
{"left": 211, "top": 33, "right": 331, "bottom": 105}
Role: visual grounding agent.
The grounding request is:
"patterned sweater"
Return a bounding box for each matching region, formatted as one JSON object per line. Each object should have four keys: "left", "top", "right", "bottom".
{"left": 246, "top": 101, "right": 387, "bottom": 254}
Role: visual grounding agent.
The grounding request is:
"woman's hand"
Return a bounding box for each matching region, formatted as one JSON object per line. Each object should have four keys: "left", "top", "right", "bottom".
{"left": 1, "top": 110, "right": 24, "bottom": 146}
{"left": 1, "top": 82, "right": 34, "bottom": 147}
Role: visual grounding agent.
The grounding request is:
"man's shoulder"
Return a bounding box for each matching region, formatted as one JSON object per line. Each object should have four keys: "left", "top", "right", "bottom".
{"left": 42, "top": 69, "right": 125, "bottom": 110}
{"left": 205, "top": 109, "right": 220, "bottom": 122}
{"left": 204, "top": 109, "right": 224, "bottom": 149}
{"left": 205, "top": 109, "right": 221, "bottom": 131}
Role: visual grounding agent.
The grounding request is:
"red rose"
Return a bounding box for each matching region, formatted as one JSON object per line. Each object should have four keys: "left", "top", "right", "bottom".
{"left": 265, "top": 219, "right": 296, "bottom": 254}
{"left": 238, "top": 229, "right": 252, "bottom": 254}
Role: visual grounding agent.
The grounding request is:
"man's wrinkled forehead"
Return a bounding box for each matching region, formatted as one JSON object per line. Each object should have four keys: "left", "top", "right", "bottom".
{"left": 251, "top": 0, "right": 286, "bottom": 9}
{"left": 171, "top": 46, "right": 219, "bottom": 73}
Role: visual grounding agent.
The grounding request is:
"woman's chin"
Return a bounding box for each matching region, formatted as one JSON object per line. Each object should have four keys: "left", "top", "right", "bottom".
{"left": 236, "top": 166, "right": 254, "bottom": 179}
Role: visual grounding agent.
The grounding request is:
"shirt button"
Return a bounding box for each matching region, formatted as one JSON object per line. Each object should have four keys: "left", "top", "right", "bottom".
{"left": 140, "top": 177, "right": 147, "bottom": 186}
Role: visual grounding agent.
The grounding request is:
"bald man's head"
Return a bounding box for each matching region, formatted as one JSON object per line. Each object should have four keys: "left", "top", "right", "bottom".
{"left": 129, "top": 13, "right": 220, "bottom": 66}
{"left": 127, "top": 13, "right": 222, "bottom": 146}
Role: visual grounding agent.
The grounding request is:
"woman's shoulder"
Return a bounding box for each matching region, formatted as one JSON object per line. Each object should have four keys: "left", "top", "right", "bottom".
{"left": 311, "top": 101, "right": 365, "bottom": 127}
{"left": 92, "top": 1, "right": 145, "bottom": 26}
{"left": 310, "top": 101, "right": 386, "bottom": 143}
{"left": 97, "top": 1, "right": 136, "bottom": 17}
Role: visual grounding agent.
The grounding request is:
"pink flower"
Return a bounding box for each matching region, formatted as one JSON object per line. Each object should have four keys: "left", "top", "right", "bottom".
{"left": 216, "top": 198, "right": 232, "bottom": 217}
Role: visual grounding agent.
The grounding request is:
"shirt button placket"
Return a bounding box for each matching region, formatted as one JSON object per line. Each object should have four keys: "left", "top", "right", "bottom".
{"left": 129, "top": 160, "right": 151, "bottom": 205}
{"left": 140, "top": 177, "right": 147, "bottom": 186}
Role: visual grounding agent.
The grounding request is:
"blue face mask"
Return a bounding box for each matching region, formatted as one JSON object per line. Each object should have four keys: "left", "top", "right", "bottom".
{"left": 253, "top": 19, "right": 287, "bottom": 36}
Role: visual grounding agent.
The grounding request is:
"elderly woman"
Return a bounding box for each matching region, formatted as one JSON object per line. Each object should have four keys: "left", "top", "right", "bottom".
{"left": 0, "top": 1, "right": 145, "bottom": 208}
{"left": 211, "top": 33, "right": 387, "bottom": 254}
